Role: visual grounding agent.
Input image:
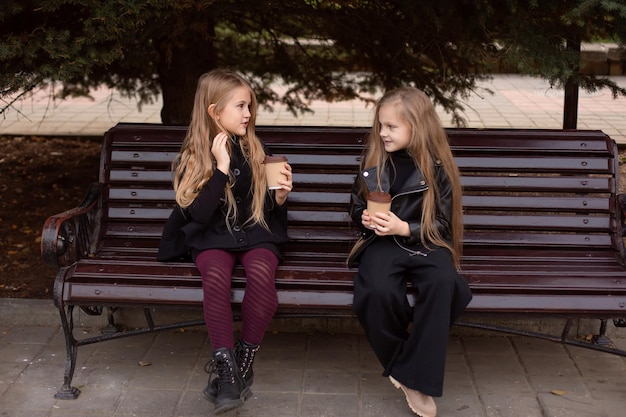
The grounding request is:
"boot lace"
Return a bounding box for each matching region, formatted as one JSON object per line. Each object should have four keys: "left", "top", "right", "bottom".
{"left": 210, "top": 352, "right": 235, "bottom": 386}
{"left": 204, "top": 359, "right": 217, "bottom": 386}
{"left": 237, "top": 343, "right": 260, "bottom": 379}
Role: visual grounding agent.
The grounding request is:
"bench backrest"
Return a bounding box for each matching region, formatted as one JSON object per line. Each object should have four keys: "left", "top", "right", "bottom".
{"left": 100, "top": 123, "right": 623, "bottom": 268}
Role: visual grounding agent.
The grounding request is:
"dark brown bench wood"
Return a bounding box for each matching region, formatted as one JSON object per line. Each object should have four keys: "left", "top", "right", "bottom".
{"left": 42, "top": 123, "right": 626, "bottom": 399}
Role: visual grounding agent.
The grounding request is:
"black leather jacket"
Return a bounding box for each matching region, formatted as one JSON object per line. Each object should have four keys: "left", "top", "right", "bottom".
{"left": 348, "top": 158, "right": 453, "bottom": 267}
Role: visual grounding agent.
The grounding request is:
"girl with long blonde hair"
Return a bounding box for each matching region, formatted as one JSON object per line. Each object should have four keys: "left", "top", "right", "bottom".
{"left": 158, "top": 70, "right": 292, "bottom": 415}
{"left": 348, "top": 87, "right": 471, "bottom": 417}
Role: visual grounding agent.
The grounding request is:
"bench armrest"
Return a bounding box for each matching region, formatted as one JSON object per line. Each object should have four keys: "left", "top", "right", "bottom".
{"left": 41, "top": 182, "right": 102, "bottom": 267}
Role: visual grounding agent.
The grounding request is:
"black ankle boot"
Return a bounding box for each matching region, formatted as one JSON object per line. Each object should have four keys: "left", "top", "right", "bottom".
{"left": 208, "top": 348, "right": 245, "bottom": 414}
{"left": 203, "top": 340, "right": 259, "bottom": 404}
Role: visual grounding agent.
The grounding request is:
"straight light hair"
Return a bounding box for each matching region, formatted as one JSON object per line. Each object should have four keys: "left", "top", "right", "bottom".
{"left": 360, "top": 87, "right": 463, "bottom": 268}
{"left": 172, "top": 70, "right": 269, "bottom": 230}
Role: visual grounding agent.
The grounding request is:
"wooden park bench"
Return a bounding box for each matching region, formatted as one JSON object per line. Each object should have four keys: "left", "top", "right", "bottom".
{"left": 41, "top": 123, "right": 626, "bottom": 399}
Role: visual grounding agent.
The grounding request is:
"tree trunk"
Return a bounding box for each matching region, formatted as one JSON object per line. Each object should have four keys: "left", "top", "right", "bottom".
{"left": 563, "top": 38, "right": 581, "bottom": 129}
{"left": 156, "top": 32, "right": 217, "bottom": 125}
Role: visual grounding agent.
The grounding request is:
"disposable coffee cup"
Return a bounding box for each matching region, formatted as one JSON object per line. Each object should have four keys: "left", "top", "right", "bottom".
{"left": 366, "top": 191, "right": 392, "bottom": 226}
{"left": 264, "top": 155, "right": 288, "bottom": 190}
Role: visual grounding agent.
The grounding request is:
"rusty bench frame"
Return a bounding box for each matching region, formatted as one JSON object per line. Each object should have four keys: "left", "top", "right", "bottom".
{"left": 42, "top": 123, "right": 626, "bottom": 399}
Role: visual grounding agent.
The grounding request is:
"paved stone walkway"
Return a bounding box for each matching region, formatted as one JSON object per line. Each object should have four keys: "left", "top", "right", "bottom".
{"left": 2, "top": 74, "right": 626, "bottom": 144}
{"left": 0, "top": 299, "right": 624, "bottom": 417}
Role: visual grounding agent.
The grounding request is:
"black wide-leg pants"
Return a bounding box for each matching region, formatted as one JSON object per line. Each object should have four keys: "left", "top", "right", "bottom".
{"left": 353, "top": 237, "right": 472, "bottom": 397}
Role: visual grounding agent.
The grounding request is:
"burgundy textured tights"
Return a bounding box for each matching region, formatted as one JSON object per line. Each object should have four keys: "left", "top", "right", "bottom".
{"left": 196, "top": 248, "right": 279, "bottom": 349}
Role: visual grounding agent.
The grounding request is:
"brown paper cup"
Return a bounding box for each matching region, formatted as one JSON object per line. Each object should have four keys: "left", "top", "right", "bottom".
{"left": 264, "top": 156, "right": 288, "bottom": 190}
{"left": 366, "top": 191, "right": 392, "bottom": 226}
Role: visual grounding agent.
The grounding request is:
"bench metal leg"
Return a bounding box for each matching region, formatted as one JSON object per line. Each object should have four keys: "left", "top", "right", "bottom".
{"left": 588, "top": 319, "right": 621, "bottom": 350}
{"left": 102, "top": 307, "right": 121, "bottom": 335}
{"left": 457, "top": 318, "right": 626, "bottom": 357}
{"left": 55, "top": 304, "right": 81, "bottom": 399}
{"left": 53, "top": 302, "right": 208, "bottom": 399}
{"left": 561, "top": 318, "right": 619, "bottom": 350}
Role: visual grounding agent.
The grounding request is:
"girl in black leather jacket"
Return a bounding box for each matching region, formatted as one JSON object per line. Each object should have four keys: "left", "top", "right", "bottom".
{"left": 348, "top": 87, "right": 472, "bottom": 417}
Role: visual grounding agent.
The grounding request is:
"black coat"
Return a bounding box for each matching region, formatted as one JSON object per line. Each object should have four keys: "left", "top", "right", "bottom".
{"left": 157, "top": 141, "right": 288, "bottom": 262}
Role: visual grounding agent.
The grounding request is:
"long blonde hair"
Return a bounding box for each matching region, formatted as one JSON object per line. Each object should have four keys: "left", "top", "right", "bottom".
{"left": 172, "top": 70, "right": 269, "bottom": 229}
{"left": 361, "top": 87, "right": 463, "bottom": 268}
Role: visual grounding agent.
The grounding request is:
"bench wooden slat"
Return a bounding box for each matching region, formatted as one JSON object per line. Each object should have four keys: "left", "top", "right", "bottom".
{"left": 101, "top": 225, "right": 359, "bottom": 241}
{"left": 462, "top": 195, "right": 610, "bottom": 212}
{"left": 455, "top": 156, "right": 610, "bottom": 173}
{"left": 60, "top": 270, "right": 624, "bottom": 315}
{"left": 108, "top": 189, "right": 611, "bottom": 216}
{"left": 462, "top": 231, "right": 614, "bottom": 248}
{"left": 60, "top": 281, "right": 626, "bottom": 313}
{"left": 108, "top": 170, "right": 358, "bottom": 187}
{"left": 66, "top": 256, "right": 626, "bottom": 286}
{"left": 100, "top": 220, "right": 616, "bottom": 248}
{"left": 105, "top": 207, "right": 612, "bottom": 233}
{"left": 110, "top": 150, "right": 363, "bottom": 168}
{"left": 461, "top": 175, "right": 612, "bottom": 192}
{"left": 463, "top": 213, "right": 611, "bottom": 231}
{"left": 107, "top": 168, "right": 613, "bottom": 193}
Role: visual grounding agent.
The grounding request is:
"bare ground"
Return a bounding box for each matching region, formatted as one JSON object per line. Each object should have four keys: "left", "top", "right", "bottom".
{"left": 0, "top": 136, "right": 101, "bottom": 298}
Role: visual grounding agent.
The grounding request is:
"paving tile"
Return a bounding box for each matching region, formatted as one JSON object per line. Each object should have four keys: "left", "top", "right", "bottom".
{"left": 307, "top": 333, "right": 360, "bottom": 352}
{"left": 568, "top": 353, "right": 626, "bottom": 379}
{"left": 359, "top": 372, "right": 396, "bottom": 395}
{"left": 305, "top": 349, "right": 359, "bottom": 371}
{"left": 0, "top": 384, "right": 58, "bottom": 410}
{"left": 1, "top": 326, "right": 58, "bottom": 344}
{"left": 260, "top": 332, "right": 309, "bottom": 351}
{"left": 520, "top": 355, "right": 590, "bottom": 394}
{"left": 481, "top": 393, "right": 543, "bottom": 417}
{"left": 49, "top": 383, "right": 123, "bottom": 414}
{"left": 0, "top": 342, "right": 44, "bottom": 364}
{"left": 72, "top": 362, "right": 138, "bottom": 388}
{"left": 173, "top": 389, "right": 210, "bottom": 417}
{"left": 438, "top": 393, "right": 487, "bottom": 417}
{"left": 462, "top": 335, "right": 517, "bottom": 355}
{"left": 0, "top": 361, "right": 28, "bottom": 384}
{"left": 302, "top": 369, "right": 358, "bottom": 394}
{"left": 6, "top": 411, "right": 51, "bottom": 417}
{"left": 252, "top": 367, "right": 304, "bottom": 393}
{"left": 254, "top": 346, "right": 307, "bottom": 370}
{"left": 358, "top": 347, "right": 382, "bottom": 373}
{"left": 114, "top": 388, "right": 181, "bottom": 416}
{"left": 361, "top": 394, "right": 410, "bottom": 417}
{"left": 129, "top": 364, "right": 194, "bottom": 389}
{"left": 537, "top": 392, "right": 603, "bottom": 417}
{"left": 300, "top": 393, "right": 359, "bottom": 417}
{"left": 233, "top": 393, "right": 300, "bottom": 417}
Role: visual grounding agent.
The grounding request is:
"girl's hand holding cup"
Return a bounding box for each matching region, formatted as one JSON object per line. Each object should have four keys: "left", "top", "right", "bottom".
{"left": 264, "top": 156, "right": 292, "bottom": 205}
{"left": 366, "top": 191, "right": 392, "bottom": 229}
{"left": 364, "top": 191, "right": 410, "bottom": 236}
